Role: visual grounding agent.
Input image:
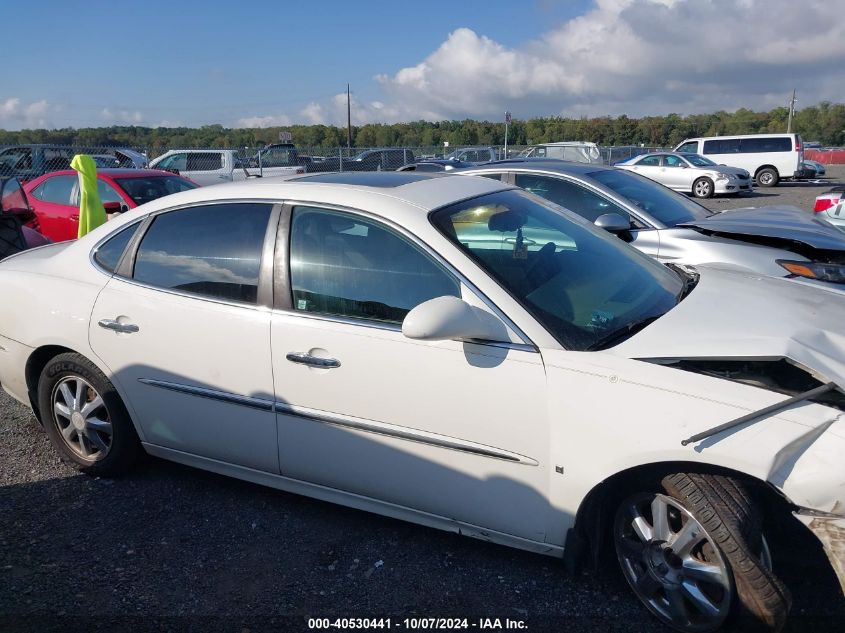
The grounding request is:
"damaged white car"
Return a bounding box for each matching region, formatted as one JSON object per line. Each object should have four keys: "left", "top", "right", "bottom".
{"left": 0, "top": 173, "right": 842, "bottom": 632}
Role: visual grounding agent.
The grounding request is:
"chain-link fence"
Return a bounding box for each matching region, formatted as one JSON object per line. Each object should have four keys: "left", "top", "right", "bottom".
{"left": 0, "top": 143, "right": 673, "bottom": 182}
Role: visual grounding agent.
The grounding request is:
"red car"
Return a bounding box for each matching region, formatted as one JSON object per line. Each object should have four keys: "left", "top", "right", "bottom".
{"left": 23, "top": 169, "right": 197, "bottom": 242}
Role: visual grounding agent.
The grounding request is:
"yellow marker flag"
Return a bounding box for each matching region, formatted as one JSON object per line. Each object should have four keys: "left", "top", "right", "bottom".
{"left": 71, "top": 154, "right": 107, "bottom": 238}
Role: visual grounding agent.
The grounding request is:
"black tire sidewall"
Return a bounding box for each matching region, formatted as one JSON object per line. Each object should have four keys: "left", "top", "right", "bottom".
{"left": 37, "top": 353, "right": 140, "bottom": 475}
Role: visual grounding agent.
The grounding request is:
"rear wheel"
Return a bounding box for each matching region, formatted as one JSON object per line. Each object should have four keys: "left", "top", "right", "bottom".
{"left": 37, "top": 352, "right": 142, "bottom": 476}
{"left": 613, "top": 473, "right": 790, "bottom": 632}
{"left": 756, "top": 168, "right": 779, "bottom": 187}
{"left": 692, "top": 178, "right": 715, "bottom": 199}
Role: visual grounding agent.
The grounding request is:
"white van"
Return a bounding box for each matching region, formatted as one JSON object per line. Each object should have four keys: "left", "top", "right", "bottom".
{"left": 518, "top": 141, "right": 604, "bottom": 164}
{"left": 673, "top": 134, "right": 803, "bottom": 187}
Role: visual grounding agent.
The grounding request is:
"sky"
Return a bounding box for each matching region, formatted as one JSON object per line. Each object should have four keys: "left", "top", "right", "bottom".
{"left": 2, "top": 0, "right": 843, "bottom": 130}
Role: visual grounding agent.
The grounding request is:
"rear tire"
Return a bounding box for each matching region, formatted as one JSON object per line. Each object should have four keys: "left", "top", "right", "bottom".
{"left": 693, "top": 178, "right": 715, "bottom": 199}
{"left": 613, "top": 472, "right": 790, "bottom": 632}
{"left": 756, "top": 168, "right": 779, "bottom": 187}
{"left": 37, "top": 352, "right": 143, "bottom": 476}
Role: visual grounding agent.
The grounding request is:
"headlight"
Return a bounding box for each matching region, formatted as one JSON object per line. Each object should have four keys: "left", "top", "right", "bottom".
{"left": 778, "top": 260, "right": 845, "bottom": 284}
{"left": 714, "top": 173, "right": 730, "bottom": 181}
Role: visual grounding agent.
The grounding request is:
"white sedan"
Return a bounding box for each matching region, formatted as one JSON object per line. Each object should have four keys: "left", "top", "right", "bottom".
{"left": 617, "top": 152, "right": 753, "bottom": 198}
{"left": 1, "top": 173, "right": 843, "bottom": 632}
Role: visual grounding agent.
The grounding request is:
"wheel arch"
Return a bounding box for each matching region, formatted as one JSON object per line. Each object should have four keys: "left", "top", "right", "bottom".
{"left": 563, "top": 460, "right": 790, "bottom": 573}
{"left": 754, "top": 164, "right": 779, "bottom": 178}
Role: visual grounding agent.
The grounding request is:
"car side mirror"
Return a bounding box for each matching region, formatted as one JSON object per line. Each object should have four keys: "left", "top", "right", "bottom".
{"left": 594, "top": 213, "right": 631, "bottom": 233}
{"left": 103, "top": 201, "right": 128, "bottom": 214}
{"left": 402, "top": 296, "right": 508, "bottom": 342}
{"left": 679, "top": 163, "right": 688, "bottom": 168}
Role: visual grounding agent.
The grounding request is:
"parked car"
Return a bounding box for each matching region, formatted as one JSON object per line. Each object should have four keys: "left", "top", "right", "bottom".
{"left": 802, "top": 159, "right": 826, "bottom": 178}
{"left": 307, "top": 149, "right": 416, "bottom": 173}
{"left": 23, "top": 169, "right": 198, "bottom": 242}
{"left": 1, "top": 172, "right": 844, "bottom": 632}
{"left": 249, "top": 143, "right": 312, "bottom": 169}
{"left": 149, "top": 149, "right": 304, "bottom": 185}
{"left": 814, "top": 186, "right": 845, "bottom": 231}
{"left": 674, "top": 134, "right": 804, "bottom": 187}
{"left": 615, "top": 152, "right": 752, "bottom": 198}
{"left": 397, "top": 159, "right": 474, "bottom": 172}
{"left": 0, "top": 145, "right": 75, "bottom": 181}
{"left": 0, "top": 177, "right": 50, "bottom": 258}
{"left": 518, "top": 141, "right": 604, "bottom": 164}
{"left": 458, "top": 159, "right": 845, "bottom": 289}
{"left": 444, "top": 147, "right": 499, "bottom": 164}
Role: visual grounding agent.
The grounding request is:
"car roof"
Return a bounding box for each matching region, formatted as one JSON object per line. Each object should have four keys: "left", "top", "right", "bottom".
{"left": 106, "top": 172, "right": 513, "bottom": 221}
{"left": 465, "top": 158, "right": 610, "bottom": 175}
{"left": 30, "top": 169, "right": 185, "bottom": 179}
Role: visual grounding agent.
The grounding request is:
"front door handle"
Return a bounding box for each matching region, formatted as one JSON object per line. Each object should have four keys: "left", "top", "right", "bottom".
{"left": 98, "top": 318, "right": 139, "bottom": 334}
{"left": 286, "top": 352, "right": 340, "bottom": 368}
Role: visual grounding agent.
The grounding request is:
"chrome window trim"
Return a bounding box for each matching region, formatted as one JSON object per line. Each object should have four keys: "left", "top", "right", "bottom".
{"left": 277, "top": 198, "right": 536, "bottom": 350}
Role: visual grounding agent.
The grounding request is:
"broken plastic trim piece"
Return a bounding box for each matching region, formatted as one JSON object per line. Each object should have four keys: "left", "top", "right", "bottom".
{"left": 681, "top": 381, "right": 840, "bottom": 446}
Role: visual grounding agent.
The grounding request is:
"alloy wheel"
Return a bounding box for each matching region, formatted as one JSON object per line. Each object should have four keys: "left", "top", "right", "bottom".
{"left": 614, "top": 493, "right": 733, "bottom": 632}
{"left": 51, "top": 376, "right": 113, "bottom": 462}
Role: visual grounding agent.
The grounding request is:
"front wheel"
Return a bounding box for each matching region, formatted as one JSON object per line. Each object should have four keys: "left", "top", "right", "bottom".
{"left": 693, "top": 177, "right": 715, "bottom": 199}
{"left": 756, "top": 168, "right": 779, "bottom": 187}
{"left": 614, "top": 473, "right": 790, "bottom": 632}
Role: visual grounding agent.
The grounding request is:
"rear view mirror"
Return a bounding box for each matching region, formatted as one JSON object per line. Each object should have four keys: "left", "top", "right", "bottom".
{"left": 402, "top": 296, "right": 508, "bottom": 342}
{"left": 594, "top": 213, "right": 631, "bottom": 233}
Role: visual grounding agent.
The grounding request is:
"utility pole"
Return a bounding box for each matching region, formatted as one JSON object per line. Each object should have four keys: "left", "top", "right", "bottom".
{"left": 504, "top": 111, "right": 511, "bottom": 159}
{"left": 346, "top": 84, "right": 353, "bottom": 149}
{"left": 787, "top": 89, "right": 797, "bottom": 133}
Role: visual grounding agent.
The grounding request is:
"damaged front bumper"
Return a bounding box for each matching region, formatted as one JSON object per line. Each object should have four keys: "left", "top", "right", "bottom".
{"left": 794, "top": 512, "right": 845, "bottom": 595}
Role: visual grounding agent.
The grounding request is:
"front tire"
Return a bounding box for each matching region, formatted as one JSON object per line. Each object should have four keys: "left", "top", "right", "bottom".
{"left": 692, "top": 178, "right": 715, "bottom": 199}
{"left": 613, "top": 473, "right": 790, "bottom": 632}
{"left": 37, "top": 352, "right": 142, "bottom": 476}
{"left": 756, "top": 168, "right": 779, "bottom": 187}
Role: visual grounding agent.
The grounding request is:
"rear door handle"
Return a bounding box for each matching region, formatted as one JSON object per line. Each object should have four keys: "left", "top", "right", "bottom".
{"left": 286, "top": 352, "right": 340, "bottom": 368}
{"left": 98, "top": 319, "right": 139, "bottom": 334}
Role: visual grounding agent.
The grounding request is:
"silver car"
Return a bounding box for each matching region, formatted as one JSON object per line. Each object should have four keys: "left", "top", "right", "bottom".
{"left": 616, "top": 152, "right": 752, "bottom": 198}
{"left": 458, "top": 159, "right": 845, "bottom": 289}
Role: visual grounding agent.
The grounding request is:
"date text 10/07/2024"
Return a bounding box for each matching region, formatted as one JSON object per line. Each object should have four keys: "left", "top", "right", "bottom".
{"left": 307, "top": 618, "right": 528, "bottom": 630}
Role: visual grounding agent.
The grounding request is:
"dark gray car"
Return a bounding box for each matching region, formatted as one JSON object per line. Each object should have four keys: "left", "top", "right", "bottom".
{"left": 459, "top": 159, "right": 845, "bottom": 290}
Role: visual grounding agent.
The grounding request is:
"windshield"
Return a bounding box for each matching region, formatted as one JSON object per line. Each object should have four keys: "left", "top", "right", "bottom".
{"left": 589, "top": 168, "right": 714, "bottom": 227}
{"left": 114, "top": 176, "right": 197, "bottom": 206}
{"left": 682, "top": 153, "right": 717, "bottom": 167}
{"left": 1, "top": 178, "right": 30, "bottom": 214}
{"left": 431, "top": 190, "right": 683, "bottom": 351}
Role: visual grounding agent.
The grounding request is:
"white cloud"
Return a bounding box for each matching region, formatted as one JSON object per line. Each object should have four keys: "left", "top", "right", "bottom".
{"left": 236, "top": 113, "right": 293, "bottom": 128}
{"left": 374, "top": 0, "right": 845, "bottom": 120}
{"left": 100, "top": 108, "right": 144, "bottom": 125}
{"left": 0, "top": 97, "right": 54, "bottom": 128}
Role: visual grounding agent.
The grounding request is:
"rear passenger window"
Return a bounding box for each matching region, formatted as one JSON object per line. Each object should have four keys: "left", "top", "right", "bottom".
{"left": 739, "top": 137, "right": 791, "bottom": 152}
{"left": 33, "top": 175, "right": 76, "bottom": 205}
{"left": 132, "top": 203, "right": 272, "bottom": 304}
{"left": 289, "top": 207, "right": 460, "bottom": 324}
{"left": 703, "top": 139, "right": 741, "bottom": 154}
{"left": 186, "top": 153, "right": 223, "bottom": 171}
{"left": 94, "top": 223, "right": 139, "bottom": 273}
{"left": 638, "top": 155, "right": 661, "bottom": 166}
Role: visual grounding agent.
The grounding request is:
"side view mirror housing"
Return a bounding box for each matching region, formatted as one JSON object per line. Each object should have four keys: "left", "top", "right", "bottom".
{"left": 402, "top": 296, "right": 508, "bottom": 342}
{"left": 594, "top": 213, "right": 631, "bottom": 233}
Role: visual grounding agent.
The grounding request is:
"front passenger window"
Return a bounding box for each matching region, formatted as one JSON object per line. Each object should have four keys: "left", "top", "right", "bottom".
{"left": 289, "top": 207, "right": 460, "bottom": 324}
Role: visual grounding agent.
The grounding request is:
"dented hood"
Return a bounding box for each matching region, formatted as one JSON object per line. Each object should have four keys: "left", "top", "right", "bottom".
{"left": 610, "top": 266, "right": 845, "bottom": 390}
{"left": 678, "top": 205, "right": 845, "bottom": 252}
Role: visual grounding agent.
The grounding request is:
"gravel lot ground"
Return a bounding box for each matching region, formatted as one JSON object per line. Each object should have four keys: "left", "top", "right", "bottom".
{"left": 2, "top": 169, "right": 845, "bottom": 633}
